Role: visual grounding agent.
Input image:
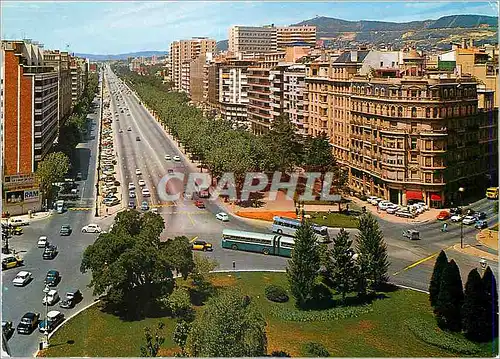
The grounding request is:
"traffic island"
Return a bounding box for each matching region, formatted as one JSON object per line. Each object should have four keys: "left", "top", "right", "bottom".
{"left": 38, "top": 272, "right": 497, "bottom": 358}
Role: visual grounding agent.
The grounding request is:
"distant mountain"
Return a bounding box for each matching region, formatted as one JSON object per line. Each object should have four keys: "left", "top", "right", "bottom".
{"left": 74, "top": 51, "right": 168, "bottom": 61}
{"left": 293, "top": 14, "right": 497, "bottom": 50}
{"left": 216, "top": 40, "right": 228, "bottom": 52}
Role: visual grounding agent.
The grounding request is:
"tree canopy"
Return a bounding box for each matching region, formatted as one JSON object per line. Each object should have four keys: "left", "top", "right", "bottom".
{"left": 36, "top": 151, "right": 70, "bottom": 199}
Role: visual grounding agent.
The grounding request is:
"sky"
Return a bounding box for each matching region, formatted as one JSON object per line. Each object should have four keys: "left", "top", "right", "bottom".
{"left": 1, "top": 1, "right": 498, "bottom": 54}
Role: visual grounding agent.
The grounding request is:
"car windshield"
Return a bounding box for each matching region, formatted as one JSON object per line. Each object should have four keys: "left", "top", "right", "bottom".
{"left": 21, "top": 318, "right": 32, "bottom": 324}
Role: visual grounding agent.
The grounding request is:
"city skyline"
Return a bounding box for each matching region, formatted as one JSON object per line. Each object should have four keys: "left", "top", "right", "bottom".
{"left": 1, "top": 1, "right": 498, "bottom": 54}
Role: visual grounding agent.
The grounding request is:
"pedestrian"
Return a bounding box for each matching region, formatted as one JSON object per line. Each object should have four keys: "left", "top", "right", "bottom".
{"left": 377, "top": 206, "right": 380, "bottom": 214}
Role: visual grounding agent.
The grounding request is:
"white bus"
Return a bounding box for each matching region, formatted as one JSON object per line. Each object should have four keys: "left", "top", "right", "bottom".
{"left": 271, "top": 216, "right": 329, "bottom": 243}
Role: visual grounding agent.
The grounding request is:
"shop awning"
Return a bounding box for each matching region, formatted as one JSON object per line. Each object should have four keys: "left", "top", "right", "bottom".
{"left": 406, "top": 191, "right": 423, "bottom": 200}
{"left": 431, "top": 194, "right": 442, "bottom": 201}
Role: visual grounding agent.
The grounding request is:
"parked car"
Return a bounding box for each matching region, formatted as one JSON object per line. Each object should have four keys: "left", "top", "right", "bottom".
{"left": 173, "top": 155, "right": 181, "bottom": 162}
{"left": 2, "top": 320, "right": 14, "bottom": 340}
{"left": 366, "top": 196, "right": 378, "bottom": 205}
{"left": 462, "top": 216, "right": 477, "bottom": 225}
{"left": 128, "top": 182, "right": 136, "bottom": 190}
{"left": 43, "top": 245, "right": 58, "bottom": 260}
{"left": 450, "top": 207, "right": 462, "bottom": 216}
{"left": 45, "top": 270, "right": 60, "bottom": 287}
{"left": 17, "top": 312, "right": 40, "bottom": 334}
{"left": 138, "top": 180, "right": 146, "bottom": 187}
{"left": 474, "top": 211, "right": 487, "bottom": 220}
{"left": 216, "top": 212, "right": 229, "bottom": 222}
{"left": 38, "top": 311, "right": 64, "bottom": 333}
{"left": 128, "top": 199, "right": 136, "bottom": 209}
{"left": 12, "top": 271, "right": 32, "bottom": 286}
{"left": 136, "top": 136, "right": 140, "bottom": 141}
{"left": 82, "top": 224, "right": 102, "bottom": 233}
{"left": 386, "top": 204, "right": 400, "bottom": 214}
{"left": 2, "top": 255, "right": 23, "bottom": 270}
{"left": 436, "top": 211, "right": 451, "bottom": 220}
{"left": 9, "top": 218, "right": 29, "bottom": 226}
{"left": 192, "top": 240, "right": 213, "bottom": 251}
{"left": 42, "top": 289, "right": 60, "bottom": 305}
{"left": 195, "top": 200, "right": 205, "bottom": 209}
{"left": 135, "top": 169, "right": 141, "bottom": 175}
{"left": 450, "top": 214, "right": 464, "bottom": 222}
{"left": 59, "top": 289, "right": 83, "bottom": 309}
{"left": 142, "top": 188, "right": 150, "bottom": 197}
{"left": 475, "top": 220, "right": 488, "bottom": 229}
{"left": 129, "top": 191, "right": 136, "bottom": 199}
{"left": 141, "top": 201, "right": 149, "bottom": 211}
{"left": 12, "top": 227, "right": 23, "bottom": 235}
{"left": 164, "top": 155, "right": 171, "bottom": 161}
{"left": 59, "top": 225, "right": 72, "bottom": 236}
{"left": 395, "top": 210, "right": 414, "bottom": 219}
{"left": 75, "top": 172, "right": 82, "bottom": 181}
{"left": 378, "top": 201, "right": 393, "bottom": 210}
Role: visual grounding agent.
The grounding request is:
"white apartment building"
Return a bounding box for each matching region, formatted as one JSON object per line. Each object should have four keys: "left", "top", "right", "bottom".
{"left": 228, "top": 26, "right": 277, "bottom": 54}
{"left": 283, "top": 64, "right": 307, "bottom": 134}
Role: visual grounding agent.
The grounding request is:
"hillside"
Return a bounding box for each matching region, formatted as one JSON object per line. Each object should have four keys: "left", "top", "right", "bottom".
{"left": 293, "top": 14, "right": 497, "bottom": 50}
{"left": 75, "top": 50, "right": 168, "bottom": 61}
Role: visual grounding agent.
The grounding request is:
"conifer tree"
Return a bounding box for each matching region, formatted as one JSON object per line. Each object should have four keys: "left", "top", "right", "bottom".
{"left": 462, "top": 269, "right": 487, "bottom": 340}
{"left": 435, "top": 259, "right": 464, "bottom": 331}
{"left": 482, "top": 266, "right": 499, "bottom": 340}
{"left": 429, "top": 250, "right": 448, "bottom": 308}
{"left": 327, "top": 229, "right": 357, "bottom": 303}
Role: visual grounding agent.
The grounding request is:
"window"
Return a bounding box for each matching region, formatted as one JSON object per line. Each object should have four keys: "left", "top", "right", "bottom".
{"left": 426, "top": 108, "right": 430, "bottom": 118}
{"left": 425, "top": 173, "right": 432, "bottom": 183}
{"left": 425, "top": 157, "right": 431, "bottom": 166}
{"left": 398, "top": 107, "right": 403, "bottom": 117}
{"left": 411, "top": 153, "right": 418, "bottom": 162}
{"left": 411, "top": 107, "right": 417, "bottom": 118}
{"left": 411, "top": 170, "right": 419, "bottom": 179}
{"left": 411, "top": 138, "right": 418, "bottom": 150}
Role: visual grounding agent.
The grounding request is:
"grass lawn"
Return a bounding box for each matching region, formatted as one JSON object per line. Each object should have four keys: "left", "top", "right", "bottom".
{"left": 309, "top": 212, "right": 359, "bottom": 228}
{"left": 42, "top": 272, "right": 498, "bottom": 357}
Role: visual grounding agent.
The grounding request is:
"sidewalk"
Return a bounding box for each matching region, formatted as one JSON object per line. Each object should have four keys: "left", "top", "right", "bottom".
{"left": 1, "top": 210, "right": 52, "bottom": 224}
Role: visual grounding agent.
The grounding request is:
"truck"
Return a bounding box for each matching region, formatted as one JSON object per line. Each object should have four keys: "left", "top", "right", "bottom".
{"left": 56, "top": 200, "right": 65, "bottom": 214}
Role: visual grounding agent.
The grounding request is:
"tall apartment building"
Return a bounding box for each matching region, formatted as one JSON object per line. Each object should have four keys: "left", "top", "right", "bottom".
{"left": 228, "top": 26, "right": 277, "bottom": 54}
{"left": 2, "top": 40, "right": 59, "bottom": 214}
{"left": 276, "top": 26, "right": 316, "bottom": 49}
{"left": 189, "top": 54, "right": 208, "bottom": 103}
{"left": 304, "top": 48, "right": 498, "bottom": 207}
{"left": 283, "top": 64, "right": 307, "bottom": 134}
{"left": 44, "top": 50, "right": 72, "bottom": 130}
{"left": 180, "top": 61, "right": 191, "bottom": 94}
{"left": 169, "top": 37, "right": 216, "bottom": 90}
{"left": 70, "top": 56, "right": 88, "bottom": 105}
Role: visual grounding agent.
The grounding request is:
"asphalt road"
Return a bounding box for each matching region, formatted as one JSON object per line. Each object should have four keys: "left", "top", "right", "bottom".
{"left": 3, "top": 67, "right": 497, "bottom": 357}
{"left": 2, "top": 76, "right": 104, "bottom": 357}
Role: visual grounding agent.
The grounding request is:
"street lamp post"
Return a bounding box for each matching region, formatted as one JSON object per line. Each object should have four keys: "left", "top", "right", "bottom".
{"left": 459, "top": 187, "right": 465, "bottom": 249}
{"left": 43, "top": 284, "right": 50, "bottom": 348}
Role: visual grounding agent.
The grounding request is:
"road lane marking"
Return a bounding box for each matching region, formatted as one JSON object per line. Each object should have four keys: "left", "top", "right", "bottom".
{"left": 392, "top": 244, "right": 455, "bottom": 276}
{"left": 187, "top": 213, "right": 196, "bottom": 226}
{"left": 190, "top": 236, "right": 198, "bottom": 243}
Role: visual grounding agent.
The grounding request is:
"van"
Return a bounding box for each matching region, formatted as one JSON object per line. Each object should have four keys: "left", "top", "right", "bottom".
{"left": 56, "top": 200, "right": 65, "bottom": 214}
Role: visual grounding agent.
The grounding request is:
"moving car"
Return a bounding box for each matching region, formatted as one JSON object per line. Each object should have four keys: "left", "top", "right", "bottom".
{"left": 59, "top": 225, "right": 72, "bottom": 236}
{"left": 17, "top": 312, "right": 40, "bottom": 334}
{"left": 75, "top": 172, "right": 83, "bottom": 181}
{"left": 9, "top": 218, "right": 29, "bottom": 226}
{"left": 475, "top": 220, "right": 488, "bottom": 229}
{"left": 194, "top": 200, "right": 205, "bottom": 209}
{"left": 173, "top": 155, "right": 181, "bottom": 162}
{"left": 127, "top": 126, "right": 131, "bottom": 131}
{"left": 82, "top": 224, "right": 102, "bottom": 233}
{"left": 164, "top": 155, "right": 171, "bottom": 161}
{"left": 12, "top": 226, "right": 23, "bottom": 235}
{"left": 136, "top": 136, "right": 140, "bottom": 141}
{"left": 13, "top": 271, "right": 32, "bottom": 286}
{"left": 436, "top": 211, "right": 450, "bottom": 220}
{"left": 378, "top": 201, "right": 394, "bottom": 210}
{"left": 38, "top": 311, "right": 64, "bottom": 333}
{"left": 42, "top": 289, "right": 60, "bottom": 305}
{"left": 216, "top": 212, "right": 229, "bottom": 222}
{"left": 138, "top": 179, "right": 146, "bottom": 187}
{"left": 2, "top": 321, "right": 14, "bottom": 340}
{"left": 142, "top": 188, "right": 150, "bottom": 197}
{"left": 43, "top": 245, "right": 58, "bottom": 260}
{"left": 450, "top": 207, "right": 462, "bottom": 216}
{"left": 2, "top": 255, "right": 23, "bottom": 270}
{"left": 402, "top": 229, "right": 420, "bottom": 240}
{"left": 462, "top": 215, "right": 477, "bottom": 225}
{"left": 59, "top": 289, "right": 83, "bottom": 309}
{"left": 192, "top": 240, "right": 213, "bottom": 251}
{"left": 45, "top": 270, "right": 61, "bottom": 287}
{"left": 474, "top": 211, "right": 487, "bottom": 220}
{"left": 135, "top": 169, "right": 141, "bottom": 175}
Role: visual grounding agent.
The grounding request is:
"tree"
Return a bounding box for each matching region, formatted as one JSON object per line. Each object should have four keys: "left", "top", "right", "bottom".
{"left": 355, "top": 213, "right": 390, "bottom": 290}
{"left": 173, "top": 321, "right": 191, "bottom": 356}
{"left": 80, "top": 210, "right": 193, "bottom": 319}
{"left": 164, "top": 287, "right": 194, "bottom": 321}
{"left": 36, "top": 152, "right": 70, "bottom": 201}
{"left": 189, "top": 254, "right": 218, "bottom": 304}
{"left": 186, "top": 288, "right": 267, "bottom": 357}
{"left": 434, "top": 259, "right": 464, "bottom": 331}
{"left": 263, "top": 113, "right": 302, "bottom": 172}
{"left": 326, "top": 229, "right": 357, "bottom": 303}
{"left": 164, "top": 236, "right": 195, "bottom": 280}
{"left": 482, "top": 266, "right": 499, "bottom": 340}
{"left": 462, "top": 269, "right": 487, "bottom": 341}
{"left": 303, "top": 132, "right": 337, "bottom": 173}
{"left": 287, "top": 221, "right": 321, "bottom": 309}
{"left": 140, "top": 322, "right": 165, "bottom": 357}
{"left": 429, "top": 250, "right": 448, "bottom": 308}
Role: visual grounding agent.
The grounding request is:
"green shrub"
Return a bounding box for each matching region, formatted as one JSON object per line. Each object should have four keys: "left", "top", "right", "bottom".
{"left": 302, "top": 341, "right": 330, "bottom": 357}
{"left": 270, "top": 350, "right": 291, "bottom": 357}
{"left": 406, "top": 318, "right": 480, "bottom": 355}
{"left": 270, "top": 303, "right": 373, "bottom": 322}
{"left": 265, "top": 285, "right": 289, "bottom": 303}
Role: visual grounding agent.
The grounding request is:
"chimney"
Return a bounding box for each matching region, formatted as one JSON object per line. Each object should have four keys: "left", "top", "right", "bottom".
{"left": 350, "top": 50, "right": 358, "bottom": 62}
{"left": 469, "top": 39, "right": 474, "bottom": 48}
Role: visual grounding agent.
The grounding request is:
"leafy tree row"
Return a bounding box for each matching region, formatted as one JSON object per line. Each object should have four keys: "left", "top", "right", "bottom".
{"left": 430, "top": 250, "right": 498, "bottom": 342}
{"left": 112, "top": 65, "right": 347, "bottom": 192}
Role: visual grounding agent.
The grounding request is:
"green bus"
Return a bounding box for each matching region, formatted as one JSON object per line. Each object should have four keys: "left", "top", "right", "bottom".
{"left": 222, "top": 229, "right": 294, "bottom": 257}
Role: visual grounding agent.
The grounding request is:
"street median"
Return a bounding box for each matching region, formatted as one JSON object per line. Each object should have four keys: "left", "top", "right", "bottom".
{"left": 235, "top": 211, "right": 297, "bottom": 222}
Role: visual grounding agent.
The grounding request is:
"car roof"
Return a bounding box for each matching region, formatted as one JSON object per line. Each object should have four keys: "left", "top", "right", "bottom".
{"left": 48, "top": 289, "right": 58, "bottom": 295}
{"left": 23, "top": 312, "right": 36, "bottom": 318}
{"left": 47, "top": 311, "right": 61, "bottom": 318}
{"left": 47, "top": 270, "right": 59, "bottom": 275}
{"left": 67, "top": 288, "right": 80, "bottom": 293}
{"left": 17, "top": 271, "right": 29, "bottom": 276}
{"left": 39, "top": 236, "right": 48, "bottom": 240}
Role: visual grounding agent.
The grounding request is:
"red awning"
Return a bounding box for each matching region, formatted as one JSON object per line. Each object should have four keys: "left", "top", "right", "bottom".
{"left": 431, "top": 194, "right": 442, "bottom": 201}
{"left": 406, "top": 191, "right": 423, "bottom": 200}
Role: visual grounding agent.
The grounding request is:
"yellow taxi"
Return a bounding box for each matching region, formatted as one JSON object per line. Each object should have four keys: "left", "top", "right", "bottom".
{"left": 192, "top": 240, "right": 213, "bottom": 252}
{"left": 2, "top": 255, "right": 23, "bottom": 270}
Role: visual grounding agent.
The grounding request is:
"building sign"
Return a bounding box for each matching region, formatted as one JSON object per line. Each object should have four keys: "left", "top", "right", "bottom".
{"left": 3, "top": 174, "right": 37, "bottom": 189}
{"left": 24, "top": 189, "right": 40, "bottom": 203}
{"left": 5, "top": 190, "right": 24, "bottom": 204}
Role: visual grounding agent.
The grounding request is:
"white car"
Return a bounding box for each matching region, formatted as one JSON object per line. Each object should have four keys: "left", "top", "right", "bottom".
{"left": 135, "top": 169, "right": 142, "bottom": 176}
{"left": 37, "top": 236, "right": 49, "bottom": 248}
{"left": 9, "top": 218, "right": 29, "bottom": 226}
{"left": 378, "top": 201, "right": 393, "bottom": 210}
{"left": 216, "top": 212, "right": 229, "bottom": 222}
{"left": 82, "top": 224, "right": 102, "bottom": 233}
{"left": 366, "top": 196, "right": 378, "bottom": 205}
{"left": 164, "top": 155, "right": 171, "bottom": 161}
{"left": 128, "top": 182, "right": 135, "bottom": 190}
{"left": 173, "top": 156, "right": 181, "bottom": 162}
{"left": 129, "top": 191, "right": 136, "bottom": 198}
{"left": 13, "top": 271, "right": 32, "bottom": 287}
{"left": 450, "top": 214, "right": 464, "bottom": 222}
{"left": 370, "top": 198, "right": 382, "bottom": 206}
{"left": 138, "top": 180, "right": 146, "bottom": 187}
{"left": 42, "top": 290, "right": 59, "bottom": 305}
{"left": 462, "top": 216, "right": 477, "bottom": 225}
{"left": 386, "top": 205, "right": 400, "bottom": 214}
{"left": 142, "top": 188, "right": 150, "bottom": 197}
{"left": 150, "top": 208, "right": 158, "bottom": 214}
